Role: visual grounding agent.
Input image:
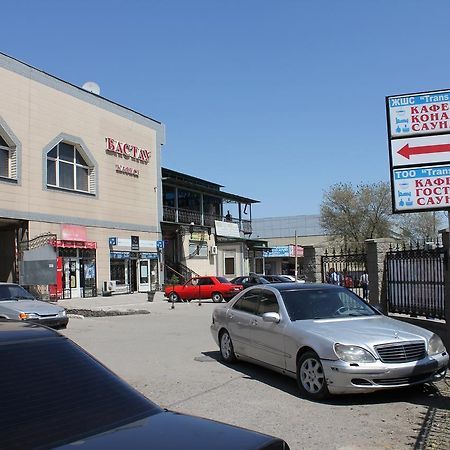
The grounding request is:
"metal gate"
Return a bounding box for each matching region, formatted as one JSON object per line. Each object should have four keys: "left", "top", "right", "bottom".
{"left": 385, "top": 243, "right": 446, "bottom": 319}
{"left": 321, "top": 247, "right": 367, "bottom": 299}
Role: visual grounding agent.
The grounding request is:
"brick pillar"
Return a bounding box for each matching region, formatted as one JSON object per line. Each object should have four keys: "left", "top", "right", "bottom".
{"left": 303, "top": 245, "right": 326, "bottom": 283}
{"left": 365, "top": 238, "right": 392, "bottom": 312}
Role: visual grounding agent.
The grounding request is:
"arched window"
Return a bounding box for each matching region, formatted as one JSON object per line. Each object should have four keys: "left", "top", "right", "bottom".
{"left": 0, "top": 132, "right": 17, "bottom": 180}
{"left": 46, "top": 141, "right": 95, "bottom": 194}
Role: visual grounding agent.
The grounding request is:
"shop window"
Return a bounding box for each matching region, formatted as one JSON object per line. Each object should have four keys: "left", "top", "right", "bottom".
{"left": 224, "top": 256, "right": 235, "bottom": 276}
{"left": 46, "top": 141, "right": 95, "bottom": 194}
{"left": 0, "top": 132, "right": 17, "bottom": 181}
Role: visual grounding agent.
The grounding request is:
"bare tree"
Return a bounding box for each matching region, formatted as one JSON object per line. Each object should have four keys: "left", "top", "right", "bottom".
{"left": 320, "top": 182, "right": 392, "bottom": 245}
{"left": 394, "top": 211, "right": 445, "bottom": 242}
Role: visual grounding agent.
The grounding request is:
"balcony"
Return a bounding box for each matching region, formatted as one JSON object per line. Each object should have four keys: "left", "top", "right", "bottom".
{"left": 163, "top": 206, "right": 252, "bottom": 234}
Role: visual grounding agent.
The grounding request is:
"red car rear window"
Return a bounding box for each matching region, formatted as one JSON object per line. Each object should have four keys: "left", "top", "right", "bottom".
{"left": 216, "top": 277, "right": 231, "bottom": 284}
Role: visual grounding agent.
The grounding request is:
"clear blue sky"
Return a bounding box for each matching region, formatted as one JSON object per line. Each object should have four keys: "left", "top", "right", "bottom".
{"left": 3, "top": 0, "right": 450, "bottom": 217}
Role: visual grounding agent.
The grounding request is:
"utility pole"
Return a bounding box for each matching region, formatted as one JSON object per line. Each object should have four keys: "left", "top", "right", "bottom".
{"left": 294, "top": 230, "right": 298, "bottom": 280}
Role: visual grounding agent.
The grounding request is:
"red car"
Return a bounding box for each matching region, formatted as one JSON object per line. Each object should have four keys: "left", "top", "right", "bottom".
{"left": 164, "top": 276, "right": 243, "bottom": 303}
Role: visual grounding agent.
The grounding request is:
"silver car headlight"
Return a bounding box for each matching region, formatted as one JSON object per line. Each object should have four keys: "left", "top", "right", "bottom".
{"left": 59, "top": 310, "right": 67, "bottom": 317}
{"left": 428, "top": 334, "right": 446, "bottom": 355}
{"left": 334, "top": 344, "right": 376, "bottom": 363}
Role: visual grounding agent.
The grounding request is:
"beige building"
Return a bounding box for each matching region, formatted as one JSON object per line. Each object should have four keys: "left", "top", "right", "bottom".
{"left": 252, "top": 215, "right": 329, "bottom": 276}
{"left": 0, "top": 53, "right": 165, "bottom": 298}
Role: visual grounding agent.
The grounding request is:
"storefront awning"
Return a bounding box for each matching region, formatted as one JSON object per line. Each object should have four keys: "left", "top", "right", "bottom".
{"left": 50, "top": 240, "right": 97, "bottom": 249}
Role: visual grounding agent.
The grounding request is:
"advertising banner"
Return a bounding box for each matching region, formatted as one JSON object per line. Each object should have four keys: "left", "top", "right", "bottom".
{"left": 387, "top": 89, "right": 450, "bottom": 212}
{"left": 263, "top": 246, "right": 290, "bottom": 258}
{"left": 388, "top": 91, "right": 450, "bottom": 138}
{"left": 392, "top": 164, "right": 450, "bottom": 211}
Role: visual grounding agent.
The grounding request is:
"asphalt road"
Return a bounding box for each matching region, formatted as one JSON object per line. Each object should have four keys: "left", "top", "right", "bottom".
{"left": 62, "top": 300, "right": 450, "bottom": 450}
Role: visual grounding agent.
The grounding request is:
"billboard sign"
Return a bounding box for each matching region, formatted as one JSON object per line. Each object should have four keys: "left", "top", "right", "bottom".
{"left": 392, "top": 164, "right": 450, "bottom": 212}
{"left": 387, "top": 89, "right": 450, "bottom": 213}
{"left": 388, "top": 91, "right": 450, "bottom": 138}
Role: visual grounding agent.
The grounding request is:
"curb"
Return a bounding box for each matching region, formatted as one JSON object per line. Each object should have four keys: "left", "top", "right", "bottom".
{"left": 66, "top": 308, "right": 151, "bottom": 318}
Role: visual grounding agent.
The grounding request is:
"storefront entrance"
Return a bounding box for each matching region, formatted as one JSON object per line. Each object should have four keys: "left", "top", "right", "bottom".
{"left": 60, "top": 247, "right": 97, "bottom": 299}
{"left": 110, "top": 252, "right": 159, "bottom": 293}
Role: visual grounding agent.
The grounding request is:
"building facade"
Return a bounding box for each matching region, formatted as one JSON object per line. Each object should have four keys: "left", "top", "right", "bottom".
{"left": 252, "top": 215, "right": 328, "bottom": 277}
{"left": 0, "top": 53, "right": 165, "bottom": 298}
{"left": 161, "top": 168, "right": 266, "bottom": 281}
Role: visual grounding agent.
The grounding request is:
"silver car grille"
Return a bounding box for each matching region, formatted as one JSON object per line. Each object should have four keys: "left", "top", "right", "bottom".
{"left": 375, "top": 341, "right": 426, "bottom": 363}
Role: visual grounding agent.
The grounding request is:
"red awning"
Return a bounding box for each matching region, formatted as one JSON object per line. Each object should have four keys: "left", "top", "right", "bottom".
{"left": 50, "top": 240, "right": 97, "bottom": 249}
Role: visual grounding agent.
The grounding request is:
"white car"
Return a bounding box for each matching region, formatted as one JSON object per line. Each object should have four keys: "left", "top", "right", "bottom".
{"left": 210, "top": 283, "right": 448, "bottom": 399}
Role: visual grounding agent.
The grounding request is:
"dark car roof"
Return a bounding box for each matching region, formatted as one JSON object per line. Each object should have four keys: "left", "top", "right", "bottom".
{"left": 0, "top": 320, "right": 59, "bottom": 343}
{"left": 0, "top": 321, "right": 289, "bottom": 450}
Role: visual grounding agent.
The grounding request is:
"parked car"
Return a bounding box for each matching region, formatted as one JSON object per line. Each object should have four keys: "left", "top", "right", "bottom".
{"left": 0, "top": 321, "right": 290, "bottom": 450}
{"left": 281, "top": 275, "right": 307, "bottom": 283}
{"left": 164, "top": 276, "right": 243, "bottom": 303}
{"left": 210, "top": 283, "right": 448, "bottom": 400}
{"left": 0, "top": 282, "right": 68, "bottom": 329}
{"left": 231, "top": 274, "right": 290, "bottom": 289}
{"left": 263, "top": 275, "right": 292, "bottom": 283}
{"left": 230, "top": 274, "right": 283, "bottom": 289}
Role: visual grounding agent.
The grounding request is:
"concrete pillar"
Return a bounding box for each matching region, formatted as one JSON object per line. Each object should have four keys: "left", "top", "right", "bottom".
{"left": 303, "top": 245, "right": 326, "bottom": 283}
{"left": 365, "top": 238, "right": 392, "bottom": 311}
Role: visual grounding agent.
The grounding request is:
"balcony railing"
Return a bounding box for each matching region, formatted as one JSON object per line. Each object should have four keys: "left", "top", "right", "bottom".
{"left": 163, "top": 206, "right": 252, "bottom": 234}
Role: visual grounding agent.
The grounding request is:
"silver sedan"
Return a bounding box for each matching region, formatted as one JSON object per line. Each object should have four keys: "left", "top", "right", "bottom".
{"left": 0, "top": 282, "right": 68, "bottom": 329}
{"left": 210, "top": 283, "right": 448, "bottom": 399}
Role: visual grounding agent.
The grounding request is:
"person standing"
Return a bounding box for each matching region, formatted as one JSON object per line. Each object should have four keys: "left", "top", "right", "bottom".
{"left": 328, "top": 267, "right": 340, "bottom": 285}
{"left": 360, "top": 271, "right": 369, "bottom": 300}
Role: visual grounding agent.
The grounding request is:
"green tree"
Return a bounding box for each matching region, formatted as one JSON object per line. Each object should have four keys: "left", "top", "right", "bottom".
{"left": 320, "top": 182, "right": 392, "bottom": 244}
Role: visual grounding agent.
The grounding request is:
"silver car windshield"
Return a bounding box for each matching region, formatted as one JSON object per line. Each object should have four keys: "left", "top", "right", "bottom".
{"left": 281, "top": 288, "right": 378, "bottom": 321}
{"left": 0, "top": 285, "right": 35, "bottom": 301}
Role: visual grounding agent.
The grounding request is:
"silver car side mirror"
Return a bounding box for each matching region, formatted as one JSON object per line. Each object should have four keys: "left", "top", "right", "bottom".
{"left": 262, "top": 312, "right": 280, "bottom": 323}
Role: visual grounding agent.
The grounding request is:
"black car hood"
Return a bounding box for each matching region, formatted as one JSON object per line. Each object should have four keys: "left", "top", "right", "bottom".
{"left": 57, "top": 410, "right": 288, "bottom": 450}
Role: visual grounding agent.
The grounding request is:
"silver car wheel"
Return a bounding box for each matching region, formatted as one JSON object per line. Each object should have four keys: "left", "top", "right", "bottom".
{"left": 300, "top": 357, "right": 325, "bottom": 393}
{"left": 220, "top": 330, "right": 236, "bottom": 363}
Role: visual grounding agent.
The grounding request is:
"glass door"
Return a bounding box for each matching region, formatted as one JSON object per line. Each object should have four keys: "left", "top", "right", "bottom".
{"left": 138, "top": 259, "right": 150, "bottom": 292}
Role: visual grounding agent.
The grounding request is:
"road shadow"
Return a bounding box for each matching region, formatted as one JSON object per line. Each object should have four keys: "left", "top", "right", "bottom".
{"left": 202, "top": 350, "right": 450, "bottom": 411}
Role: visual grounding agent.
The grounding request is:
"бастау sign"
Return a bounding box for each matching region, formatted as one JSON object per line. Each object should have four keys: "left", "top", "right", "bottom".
{"left": 387, "top": 89, "right": 450, "bottom": 212}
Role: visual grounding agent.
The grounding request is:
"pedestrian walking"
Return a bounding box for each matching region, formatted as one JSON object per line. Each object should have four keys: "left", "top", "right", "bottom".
{"left": 360, "top": 271, "right": 369, "bottom": 300}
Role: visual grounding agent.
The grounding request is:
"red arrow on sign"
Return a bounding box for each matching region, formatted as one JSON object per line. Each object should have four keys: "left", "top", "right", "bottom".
{"left": 398, "top": 143, "right": 450, "bottom": 159}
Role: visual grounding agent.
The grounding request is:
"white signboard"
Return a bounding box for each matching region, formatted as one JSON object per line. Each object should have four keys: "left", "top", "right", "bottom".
{"left": 392, "top": 164, "right": 450, "bottom": 211}
{"left": 391, "top": 134, "right": 450, "bottom": 167}
{"left": 214, "top": 220, "right": 240, "bottom": 238}
{"left": 387, "top": 89, "right": 450, "bottom": 212}
{"left": 388, "top": 90, "right": 450, "bottom": 138}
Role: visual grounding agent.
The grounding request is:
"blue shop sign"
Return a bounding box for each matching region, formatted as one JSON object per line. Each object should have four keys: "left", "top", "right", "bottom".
{"left": 263, "top": 246, "right": 290, "bottom": 258}
{"left": 140, "top": 252, "right": 158, "bottom": 259}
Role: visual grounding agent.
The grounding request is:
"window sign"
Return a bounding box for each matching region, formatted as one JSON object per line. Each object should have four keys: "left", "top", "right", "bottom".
{"left": 131, "top": 236, "right": 139, "bottom": 251}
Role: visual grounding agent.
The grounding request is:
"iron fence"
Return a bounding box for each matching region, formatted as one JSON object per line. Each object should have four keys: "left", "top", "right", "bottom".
{"left": 385, "top": 242, "right": 446, "bottom": 320}
{"left": 321, "top": 247, "right": 367, "bottom": 299}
